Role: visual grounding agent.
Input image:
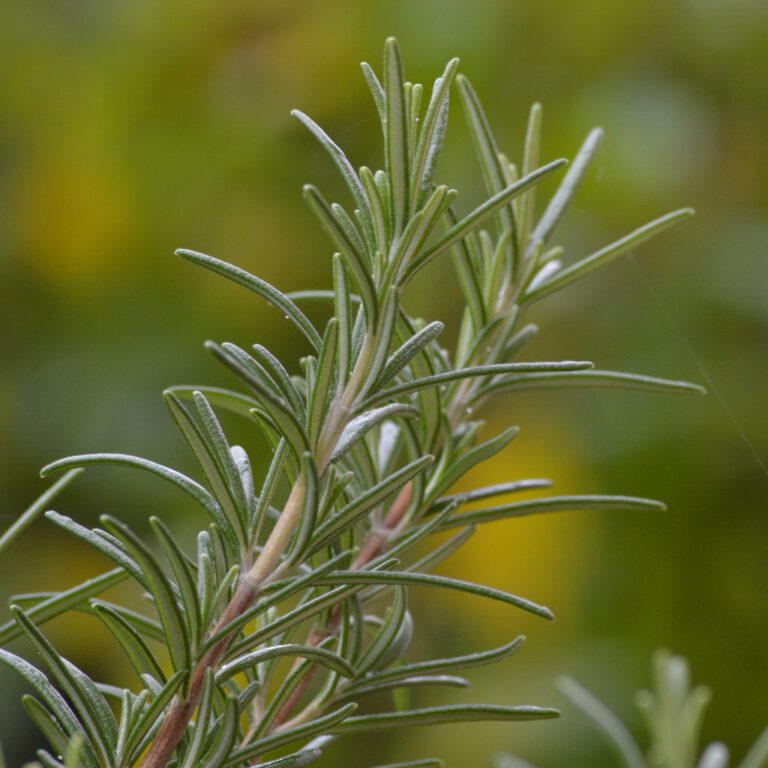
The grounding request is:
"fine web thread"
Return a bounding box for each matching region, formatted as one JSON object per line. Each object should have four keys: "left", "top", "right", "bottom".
{"left": 627, "top": 253, "right": 768, "bottom": 479}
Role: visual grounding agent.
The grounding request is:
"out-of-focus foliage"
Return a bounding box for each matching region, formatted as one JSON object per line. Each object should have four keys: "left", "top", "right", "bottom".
{"left": 1, "top": 1, "right": 766, "bottom": 767}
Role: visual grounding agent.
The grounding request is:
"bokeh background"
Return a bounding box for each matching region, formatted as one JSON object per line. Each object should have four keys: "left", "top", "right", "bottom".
{"left": 1, "top": 1, "right": 766, "bottom": 766}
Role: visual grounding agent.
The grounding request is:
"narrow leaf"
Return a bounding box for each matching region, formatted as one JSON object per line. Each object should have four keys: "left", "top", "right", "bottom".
{"left": 529, "top": 127, "right": 603, "bottom": 250}
{"left": 10, "top": 608, "right": 114, "bottom": 764}
{"left": 225, "top": 704, "right": 357, "bottom": 766}
{"left": 0, "top": 470, "right": 82, "bottom": 554}
{"left": 330, "top": 704, "right": 558, "bottom": 734}
{"left": 177, "top": 249, "right": 321, "bottom": 350}
{"left": 0, "top": 569, "right": 128, "bottom": 645}
{"left": 101, "top": 517, "right": 191, "bottom": 673}
{"left": 41, "top": 453, "right": 220, "bottom": 523}
{"left": 557, "top": 676, "right": 647, "bottom": 768}
{"left": 440, "top": 494, "right": 666, "bottom": 529}
{"left": 404, "top": 159, "right": 567, "bottom": 282}
{"left": 218, "top": 643, "right": 353, "bottom": 683}
{"left": 362, "top": 361, "right": 592, "bottom": 408}
{"left": 473, "top": 369, "right": 706, "bottom": 399}
{"left": 332, "top": 403, "right": 418, "bottom": 462}
{"left": 383, "top": 38, "right": 409, "bottom": 236}
{"left": 318, "top": 570, "right": 553, "bottom": 620}
{"left": 292, "top": 109, "right": 374, "bottom": 241}
{"left": 92, "top": 603, "right": 166, "bottom": 683}
{"left": 309, "top": 456, "right": 433, "bottom": 555}
{"left": 523, "top": 208, "right": 695, "bottom": 302}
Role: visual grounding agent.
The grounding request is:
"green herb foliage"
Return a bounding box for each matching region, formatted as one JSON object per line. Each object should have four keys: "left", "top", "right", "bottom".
{"left": 1, "top": 39, "right": 701, "bottom": 768}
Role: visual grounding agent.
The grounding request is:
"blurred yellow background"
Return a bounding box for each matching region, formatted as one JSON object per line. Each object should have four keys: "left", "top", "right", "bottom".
{"left": 1, "top": 1, "right": 767, "bottom": 766}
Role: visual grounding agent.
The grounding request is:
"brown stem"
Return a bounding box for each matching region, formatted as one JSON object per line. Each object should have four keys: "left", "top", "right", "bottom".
{"left": 262, "top": 481, "right": 414, "bottom": 737}
{"left": 140, "top": 579, "right": 258, "bottom": 768}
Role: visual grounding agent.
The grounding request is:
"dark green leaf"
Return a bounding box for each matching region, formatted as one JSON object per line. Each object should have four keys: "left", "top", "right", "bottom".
{"left": 523, "top": 208, "right": 695, "bottom": 302}
{"left": 101, "top": 517, "right": 191, "bottom": 673}
{"left": 0, "top": 569, "right": 128, "bottom": 645}
{"left": 318, "top": 570, "right": 553, "bottom": 620}
{"left": 178, "top": 249, "right": 321, "bottom": 350}
{"left": 42, "top": 453, "right": 220, "bottom": 524}
{"left": 331, "top": 403, "right": 419, "bottom": 462}
{"left": 329, "top": 703, "right": 558, "bottom": 733}
{"left": 0, "top": 469, "right": 82, "bottom": 554}
{"left": 440, "top": 494, "right": 666, "bottom": 530}
{"left": 473, "top": 369, "right": 706, "bottom": 399}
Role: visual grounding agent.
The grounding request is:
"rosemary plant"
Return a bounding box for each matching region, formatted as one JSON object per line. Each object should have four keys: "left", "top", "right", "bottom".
{"left": 1, "top": 38, "right": 703, "bottom": 768}
{"left": 554, "top": 650, "right": 768, "bottom": 768}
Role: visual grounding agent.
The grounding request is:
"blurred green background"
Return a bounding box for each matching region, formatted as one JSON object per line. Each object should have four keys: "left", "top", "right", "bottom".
{"left": 1, "top": 0, "right": 766, "bottom": 765}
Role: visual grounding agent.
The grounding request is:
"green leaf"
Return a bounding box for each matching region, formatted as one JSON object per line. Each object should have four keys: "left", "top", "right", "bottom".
{"left": 440, "top": 494, "right": 666, "bottom": 530}
{"left": 150, "top": 517, "right": 202, "bottom": 649}
{"left": 424, "top": 427, "right": 519, "bottom": 504}
{"left": 449, "top": 214, "right": 487, "bottom": 333}
{"left": 308, "top": 319, "right": 339, "bottom": 449}
{"left": 387, "top": 186, "right": 456, "bottom": 286}
{"left": 523, "top": 208, "right": 695, "bottom": 302}
{"left": 251, "top": 345, "right": 306, "bottom": 421}
{"left": 740, "top": 723, "right": 768, "bottom": 768}
{"left": 101, "top": 517, "right": 191, "bottom": 674}
{"left": 91, "top": 601, "right": 165, "bottom": 644}
{"left": 361, "top": 61, "right": 385, "bottom": 123}
{"left": 308, "top": 456, "right": 433, "bottom": 555}
{"left": 435, "top": 479, "right": 553, "bottom": 509}
{"left": 332, "top": 403, "right": 419, "bottom": 462}
{"left": 383, "top": 37, "right": 410, "bottom": 237}
{"left": 0, "top": 569, "right": 128, "bottom": 645}
{"left": 356, "top": 587, "right": 408, "bottom": 674}
{"left": 557, "top": 676, "right": 647, "bottom": 768}
{"left": 329, "top": 703, "right": 558, "bottom": 734}
{"left": 10, "top": 607, "right": 115, "bottom": 765}
{"left": 225, "top": 704, "right": 357, "bottom": 766}
{"left": 518, "top": 102, "right": 543, "bottom": 252}
{"left": 403, "top": 159, "right": 567, "bottom": 283}
{"left": 218, "top": 642, "right": 353, "bottom": 684}
{"left": 473, "top": 369, "right": 706, "bottom": 399}
{"left": 203, "top": 343, "right": 310, "bottom": 459}
{"left": 338, "top": 674, "right": 469, "bottom": 701}
{"left": 178, "top": 249, "right": 321, "bottom": 350}
{"left": 92, "top": 603, "right": 166, "bottom": 683}
{"left": 319, "top": 570, "right": 553, "bottom": 620}
{"left": 0, "top": 469, "right": 82, "bottom": 554}
{"left": 411, "top": 58, "right": 459, "bottom": 209}
{"left": 44, "top": 512, "right": 147, "bottom": 588}
{"left": 332, "top": 255, "right": 352, "bottom": 394}
{"left": 456, "top": 74, "right": 516, "bottom": 260}
{"left": 198, "top": 695, "right": 239, "bottom": 768}
{"left": 205, "top": 549, "right": 355, "bottom": 653}
{"left": 22, "top": 696, "right": 92, "bottom": 768}
{"left": 163, "top": 391, "right": 243, "bottom": 550}
{"left": 193, "top": 392, "right": 250, "bottom": 533}
{"left": 292, "top": 110, "right": 374, "bottom": 238}
{"left": 164, "top": 385, "right": 260, "bottom": 420}
{"left": 0, "top": 650, "right": 92, "bottom": 759}
{"left": 529, "top": 127, "right": 603, "bottom": 251}
{"left": 224, "top": 581, "right": 374, "bottom": 661}
{"left": 360, "top": 286, "right": 400, "bottom": 396}
{"left": 362, "top": 361, "right": 592, "bottom": 408}
{"left": 41, "top": 453, "right": 221, "bottom": 524}
{"left": 367, "top": 761, "right": 443, "bottom": 768}
{"left": 123, "top": 670, "right": 187, "bottom": 765}
{"left": 303, "top": 185, "right": 378, "bottom": 328}
{"left": 178, "top": 670, "right": 215, "bottom": 768}
{"left": 285, "top": 452, "right": 319, "bottom": 565}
